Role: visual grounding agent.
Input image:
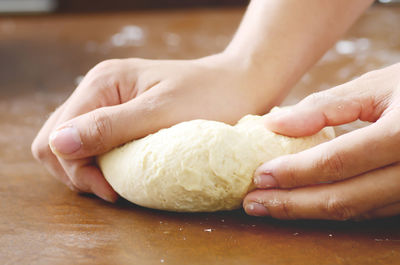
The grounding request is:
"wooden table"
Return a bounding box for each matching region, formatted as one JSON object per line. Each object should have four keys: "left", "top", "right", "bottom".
{"left": 1, "top": 6, "right": 400, "bottom": 265}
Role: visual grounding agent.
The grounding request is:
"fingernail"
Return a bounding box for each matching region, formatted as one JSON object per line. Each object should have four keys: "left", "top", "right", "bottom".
{"left": 254, "top": 174, "right": 278, "bottom": 188}
{"left": 49, "top": 126, "right": 82, "bottom": 155}
{"left": 98, "top": 192, "right": 118, "bottom": 203}
{"left": 245, "top": 202, "right": 270, "bottom": 216}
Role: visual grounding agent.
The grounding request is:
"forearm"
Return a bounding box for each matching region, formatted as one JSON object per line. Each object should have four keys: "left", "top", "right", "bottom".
{"left": 224, "top": 0, "right": 374, "bottom": 105}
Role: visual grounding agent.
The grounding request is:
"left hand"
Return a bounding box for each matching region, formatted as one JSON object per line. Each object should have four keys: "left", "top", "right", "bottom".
{"left": 243, "top": 62, "right": 400, "bottom": 220}
{"left": 31, "top": 54, "right": 279, "bottom": 202}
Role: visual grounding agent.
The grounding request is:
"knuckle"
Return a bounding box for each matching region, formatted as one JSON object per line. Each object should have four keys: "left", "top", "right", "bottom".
{"left": 85, "top": 59, "right": 120, "bottom": 82}
{"left": 278, "top": 200, "right": 296, "bottom": 220}
{"left": 277, "top": 156, "right": 301, "bottom": 188}
{"left": 62, "top": 163, "right": 89, "bottom": 192}
{"left": 69, "top": 175, "right": 87, "bottom": 192}
{"left": 386, "top": 119, "right": 400, "bottom": 150}
{"left": 324, "top": 195, "right": 355, "bottom": 221}
{"left": 316, "top": 151, "right": 345, "bottom": 181}
{"left": 84, "top": 59, "right": 122, "bottom": 86}
{"left": 66, "top": 181, "right": 80, "bottom": 192}
{"left": 127, "top": 57, "right": 142, "bottom": 66}
{"left": 31, "top": 138, "right": 50, "bottom": 162}
{"left": 359, "top": 68, "right": 381, "bottom": 81}
{"left": 303, "top": 92, "right": 326, "bottom": 105}
{"left": 92, "top": 59, "right": 121, "bottom": 72}
{"left": 69, "top": 179, "right": 88, "bottom": 193}
{"left": 265, "top": 191, "right": 296, "bottom": 220}
{"left": 303, "top": 91, "right": 337, "bottom": 107}
{"left": 88, "top": 109, "right": 112, "bottom": 153}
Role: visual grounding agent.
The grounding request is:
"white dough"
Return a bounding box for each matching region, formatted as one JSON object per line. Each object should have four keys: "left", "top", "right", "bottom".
{"left": 98, "top": 108, "right": 335, "bottom": 212}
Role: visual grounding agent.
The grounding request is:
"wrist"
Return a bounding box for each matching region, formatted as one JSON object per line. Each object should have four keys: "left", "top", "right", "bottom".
{"left": 218, "top": 47, "right": 296, "bottom": 108}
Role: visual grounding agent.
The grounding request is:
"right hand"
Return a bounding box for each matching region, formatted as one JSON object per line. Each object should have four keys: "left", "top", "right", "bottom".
{"left": 31, "top": 53, "right": 283, "bottom": 202}
{"left": 244, "top": 63, "right": 400, "bottom": 220}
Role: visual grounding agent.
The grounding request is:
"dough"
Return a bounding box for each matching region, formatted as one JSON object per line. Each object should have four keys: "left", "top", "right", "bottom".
{"left": 98, "top": 108, "right": 335, "bottom": 212}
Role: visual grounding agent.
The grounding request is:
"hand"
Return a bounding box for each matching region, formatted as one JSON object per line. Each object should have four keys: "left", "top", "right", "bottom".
{"left": 244, "top": 62, "right": 400, "bottom": 220}
{"left": 31, "top": 53, "right": 281, "bottom": 202}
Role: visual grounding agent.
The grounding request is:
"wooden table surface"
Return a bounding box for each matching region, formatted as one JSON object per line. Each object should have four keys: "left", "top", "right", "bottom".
{"left": 1, "top": 6, "right": 400, "bottom": 265}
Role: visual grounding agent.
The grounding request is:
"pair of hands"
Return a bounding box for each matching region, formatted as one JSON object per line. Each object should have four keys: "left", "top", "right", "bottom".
{"left": 32, "top": 55, "right": 400, "bottom": 220}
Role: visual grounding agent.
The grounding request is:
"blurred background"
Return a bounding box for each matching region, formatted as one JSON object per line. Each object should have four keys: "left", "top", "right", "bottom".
{"left": 0, "top": 0, "right": 247, "bottom": 13}
{"left": 0, "top": 0, "right": 399, "bottom": 14}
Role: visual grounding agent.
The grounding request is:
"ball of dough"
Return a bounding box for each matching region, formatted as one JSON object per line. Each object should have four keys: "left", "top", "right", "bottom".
{"left": 98, "top": 110, "right": 335, "bottom": 212}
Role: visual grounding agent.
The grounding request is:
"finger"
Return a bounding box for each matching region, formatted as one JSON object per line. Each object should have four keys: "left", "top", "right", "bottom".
{"left": 264, "top": 95, "right": 361, "bottom": 137}
{"left": 32, "top": 104, "right": 65, "bottom": 162}
{"left": 31, "top": 104, "right": 75, "bottom": 188}
{"left": 356, "top": 202, "right": 400, "bottom": 220}
{"left": 46, "top": 85, "right": 171, "bottom": 200}
{"left": 58, "top": 158, "right": 118, "bottom": 202}
{"left": 254, "top": 109, "right": 400, "bottom": 188}
{"left": 44, "top": 155, "right": 78, "bottom": 191}
{"left": 52, "top": 58, "right": 148, "bottom": 125}
{"left": 33, "top": 59, "right": 141, "bottom": 194}
{"left": 48, "top": 83, "right": 198, "bottom": 159}
{"left": 263, "top": 74, "right": 388, "bottom": 137}
{"left": 244, "top": 162, "right": 400, "bottom": 220}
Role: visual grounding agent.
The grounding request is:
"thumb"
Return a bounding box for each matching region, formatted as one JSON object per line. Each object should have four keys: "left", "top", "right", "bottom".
{"left": 264, "top": 85, "right": 365, "bottom": 137}
{"left": 49, "top": 93, "right": 171, "bottom": 160}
